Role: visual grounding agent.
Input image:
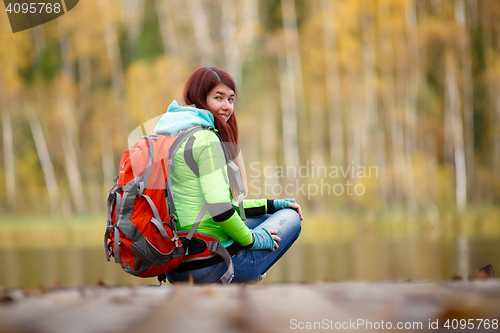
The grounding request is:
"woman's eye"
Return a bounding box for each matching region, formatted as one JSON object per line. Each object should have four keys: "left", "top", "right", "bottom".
{"left": 229, "top": 98, "right": 234, "bottom": 102}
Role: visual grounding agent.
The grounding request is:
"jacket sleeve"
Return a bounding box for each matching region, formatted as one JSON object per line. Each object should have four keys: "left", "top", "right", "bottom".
{"left": 193, "top": 130, "right": 253, "bottom": 246}
{"left": 234, "top": 199, "right": 274, "bottom": 217}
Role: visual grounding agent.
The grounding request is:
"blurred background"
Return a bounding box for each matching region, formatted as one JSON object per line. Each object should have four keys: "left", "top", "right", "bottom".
{"left": 1, "top": 0, "right": 500, "bottom": 288}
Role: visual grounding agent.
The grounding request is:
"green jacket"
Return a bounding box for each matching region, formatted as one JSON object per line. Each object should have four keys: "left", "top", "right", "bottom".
{"left": 154, "top": 101, "right": 271, "bottom": 247}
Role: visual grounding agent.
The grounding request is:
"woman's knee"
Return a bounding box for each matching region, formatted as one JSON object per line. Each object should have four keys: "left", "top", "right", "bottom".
{"left": 277, "top": 208, "right": 302, "bottom": 235}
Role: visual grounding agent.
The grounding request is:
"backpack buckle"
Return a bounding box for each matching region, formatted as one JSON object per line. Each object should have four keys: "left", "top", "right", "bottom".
{"left": 173, "top": 236, "right": 182, "bottom": 248}
{"left": 208, "top": 241, "right": 220, "bottom": 253}
{"left": 138, "top": 181, "right": 145, "bottom": 196}
{"left": 169, "top": 214, "right": 178, "bottom": 224}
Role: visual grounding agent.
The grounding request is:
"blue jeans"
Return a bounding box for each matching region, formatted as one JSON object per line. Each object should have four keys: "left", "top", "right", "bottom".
{"left": 166, "top": 208, "right": 302, "bottom": 284}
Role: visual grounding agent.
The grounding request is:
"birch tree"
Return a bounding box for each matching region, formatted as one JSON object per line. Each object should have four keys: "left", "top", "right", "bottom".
{"left": 0, "top": 42, "right": 16, "bottom": 210}
{"left": 28, "top": 108, "right": 61, "bottom": 215}
{"left": 123, "top": 0, "right": 145, "bottom": 47}
{"left": 361, "top": 0, "right": 388, "bottom": 202}
{"left": 1, "top": 105, "right": 15, "bottom": 210}
{"left": 482, "top": 0, "right": 500, "bottom": 185}
{"left": 444, "top": 51, "right": 467, "bottom": 211}
{"left": 280, "top": 0, "right": 304, "bottom": 169}
{"left": 393, "top": 1, "right": 411, "bottom": 209}
{"left": 97, "top": 0, "right": 127, "bottom": 196}
{"left": 220, "top": 0, "right": 241, "bottom": 85}
{"left": 186, "top": 0, "right": 215, "bottom": 64}
{"left": 378, "top": 0, "right": 398, "bottom": 205}
{"left": 98, "top": 0, "right": 125, "bottom": 102}
{"left": 58, "top": 23, "right": 87, "bottom": 213}
{"left": 455, "top": 0, "right": 475, "bottom": 202}
{"left": 404, "top": 0, "right": 419, "bottom": 214}
{"left": 303, "top": 1, "right": 326, "bottom": 169}
{"left": 220, "top": 0, "right": 259, "bottom": 87}
{"left": 321, "top": 0, "right": 344, "bottom": 164}
{"left": 155, "top": 0, "right": 180, "bottom": 55}
{"left": 0, "top": 15, "right": 34, "bottom": 211}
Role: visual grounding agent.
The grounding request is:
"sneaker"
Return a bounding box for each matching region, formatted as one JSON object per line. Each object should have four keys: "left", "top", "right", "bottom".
{"left": 252, "top": 273, "right": 266, "bottom": 284}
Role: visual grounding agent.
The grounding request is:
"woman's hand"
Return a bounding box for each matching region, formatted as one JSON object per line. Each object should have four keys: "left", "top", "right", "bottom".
{"left": 268, "top": 229, "right": 281, "bottom": 249}
{"left": 273, "top": 198, "right": 304, "bottom": 221}
{"left": 250, "top": 228, "right": 279, "bottom": 250}
{"left": 288, "top": 202, "right": 303, "bottom": 221}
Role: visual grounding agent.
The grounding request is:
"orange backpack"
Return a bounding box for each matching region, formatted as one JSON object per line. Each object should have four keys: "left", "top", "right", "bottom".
{"left": 105, "top": 126, "right": 234, "bottom": 284}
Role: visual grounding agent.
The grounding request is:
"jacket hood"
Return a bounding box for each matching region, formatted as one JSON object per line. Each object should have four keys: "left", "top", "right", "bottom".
{"left": 154, "top": 100, "right": 215, "bottom": 136}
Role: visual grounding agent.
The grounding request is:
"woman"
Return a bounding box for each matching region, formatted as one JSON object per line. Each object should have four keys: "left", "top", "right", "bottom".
{"left": 154, "top": 66, "right": 302, "bottom": 283}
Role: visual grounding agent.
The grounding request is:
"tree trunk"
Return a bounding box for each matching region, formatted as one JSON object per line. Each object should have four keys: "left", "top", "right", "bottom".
{"left": 60, "top": 94, "right": 86, "bottom": 213}
{"left": 279, "top": 0, "right": 303, "bottom": 169}
{"left": 278, "top": 53, "right": 300, "bottom": 169}
{"left": 456, "top": 0, "right": 475, "bottom": 203}
{"left": 0, "top": 19, "right": 16, "bottom": 210}
{"left": 361, "top": 1, "right": 377, "bottom": 127}
{"left": 404, "top": 0, "right": 419, "bottom": 216}
{"left": 261, "top": 98, "right": 279, "bottom": 190}
{"left": 482, "top": 0, "right": 499, "bottom": 198}
{"left": 97, "top": 0, "right": 127, "bottom": 194}
{"left": 378, "top": 1, "right": 397, "bottom": 205}
{"left": 100, "top": 133, "right": 116, "bottom": 190}
{"left": 241, "top": 0, "right": 259, "bottom": 53}
{"left": 27, "top": 109, "right": 61, "bottom": 215}
{"left": 348, "top": 73, "right": 362, "bottom": 170}
{"left": 362, "top": 0, "right": 387, "bottom": 203}
{"left": 186, "top": 0, "right": 214, "bottom": 64}
{"left": 221, "top": 0, "right": 241, "bottom": 86}
{"left": 123, "top": 0, "right": 144, "bottom": 47}
{"left": 307, "top": 1, "right": 325, "bottom": 167}
{"left": 220, "top": 0, "right": 259, "bottom": 87}
{"left": 78, "top": 55, "right": 91, "bottom": 114}
{"left": 155, "top": 0, "right": 180, "bottom": 55}
{"left": 98, "top": 0, "right": 125, "bottom": 102}
{"left": 321, "top": 0, "right": 344, "bottom": 164}
{"left": 58, "top": 26, "right": 86, "bottom": 213}
{"left": 445, "top": 52, "right": 467, "bottom": 212}
{"left": 485, "top": 54, "right": 500, "bottom": 187}
{"left": 1, "top": 105, "right": 16, "bottom": 210}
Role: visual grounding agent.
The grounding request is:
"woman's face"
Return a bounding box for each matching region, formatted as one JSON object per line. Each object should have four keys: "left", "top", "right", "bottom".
{"left": 206, "top": 83, "right": 235, "bottom": 122}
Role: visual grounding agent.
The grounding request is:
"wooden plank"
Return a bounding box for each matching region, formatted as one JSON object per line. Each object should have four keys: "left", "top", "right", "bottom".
{"left": 316, "top": 281, "right": 500, "bottom": 332}
{"left": 241, "top": 283, "right": 368, "bottom": 332}
{"left": 1, "top": 281, "right": 499, "bottom": 333}
{"left": 0, "top": 286, "right": 172, "bottom": 333}
{"left": 125, "top": 284, "right": 246, "bottom": 333}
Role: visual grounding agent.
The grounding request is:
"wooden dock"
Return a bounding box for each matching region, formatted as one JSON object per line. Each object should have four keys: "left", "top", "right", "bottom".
{"left": 1, "top": 280, "right": 500, "bottom": 333}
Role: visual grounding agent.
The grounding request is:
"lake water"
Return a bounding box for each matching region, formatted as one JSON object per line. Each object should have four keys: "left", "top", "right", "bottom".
{"left": 1, "top": 237, "right": 498, "bottom": 288}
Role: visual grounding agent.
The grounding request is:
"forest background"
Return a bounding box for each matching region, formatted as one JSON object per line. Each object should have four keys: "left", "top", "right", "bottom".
{"left": 1, "top": 0, "right": 500, "bottom": 284}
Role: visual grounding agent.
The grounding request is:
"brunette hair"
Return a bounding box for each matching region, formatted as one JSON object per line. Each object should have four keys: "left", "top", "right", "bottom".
{"left": 183, "top": 66, "right": 239, "bottom": 147}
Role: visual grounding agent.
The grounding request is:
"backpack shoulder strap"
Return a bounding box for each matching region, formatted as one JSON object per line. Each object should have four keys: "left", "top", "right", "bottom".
{"left": 183, "top": 134, "right": 199, "bottom": 177}
{"left": 211, "top": 131, "right": 247, "bottom": 220}
{"left": 165, "top": 126, "right": 209, "bottom": 222}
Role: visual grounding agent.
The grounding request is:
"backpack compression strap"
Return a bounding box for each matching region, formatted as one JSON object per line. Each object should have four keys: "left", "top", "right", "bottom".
{"left": 226, "top": 160, "right": 247, "bottom": 220}
{"left": 105, "top": 180, "right": 118, "bottom": 262}
{"left": 183, "top": 202, "right": 234, "bottom": 283}
{"left": 208, "top": 241, "right": 234, "bottom": 284}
